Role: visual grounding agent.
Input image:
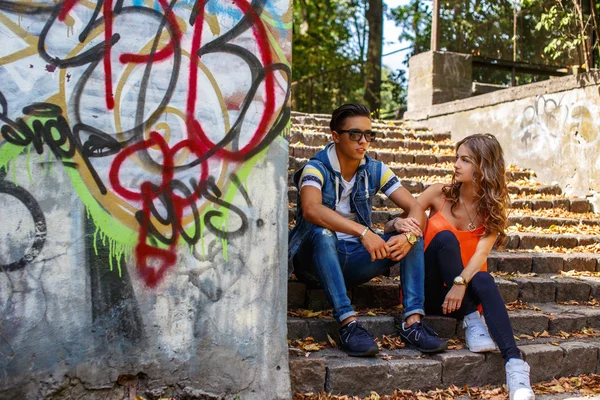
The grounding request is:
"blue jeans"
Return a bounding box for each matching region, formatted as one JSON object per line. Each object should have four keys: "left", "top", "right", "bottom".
{"left": 293, "top": 226, "right": 426, "bottom": 323}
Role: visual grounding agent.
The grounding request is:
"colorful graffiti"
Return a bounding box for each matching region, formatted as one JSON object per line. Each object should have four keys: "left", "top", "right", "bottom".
{"left": 0, "top": 0, "right": 291, "bottom": 286}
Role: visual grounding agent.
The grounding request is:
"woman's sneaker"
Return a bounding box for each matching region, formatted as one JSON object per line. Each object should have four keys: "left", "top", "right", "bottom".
{"left": 505, "top": 358, "right": 535, "bottom": 400}
{"left": 339, "top": 320, "right": 379, "bottom": 357}
{"left": 398, "top": 320, "right": 447, "bottom": 353}
{"left": 463, "top": 311, "right": 497, "bottom": 352}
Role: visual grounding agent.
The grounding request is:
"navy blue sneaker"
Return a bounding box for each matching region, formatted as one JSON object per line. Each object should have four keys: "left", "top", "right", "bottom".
{"left": 339, "top": 320, "right": 379, "bottom": 357}
{"left": 398, "top": 321, "right": 447, "bottom": 353}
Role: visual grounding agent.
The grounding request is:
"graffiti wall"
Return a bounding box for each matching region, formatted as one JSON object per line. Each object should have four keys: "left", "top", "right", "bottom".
{"left": 0, "top": 0, "right": 291, "bottom": 397}
{"left": 406, "top": 72, "right": 600, "bottom": 209}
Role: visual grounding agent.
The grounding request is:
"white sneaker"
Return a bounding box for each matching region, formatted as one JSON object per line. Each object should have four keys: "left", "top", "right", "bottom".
{"left": 505, "top": 358, "right": 535, "bottom": 400}
{"left": 462, "top": 311, "right": 497, "bottom": 352}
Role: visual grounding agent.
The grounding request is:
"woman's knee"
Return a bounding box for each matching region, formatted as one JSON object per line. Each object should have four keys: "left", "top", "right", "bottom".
{"left": 470, "top": 271, "right": 495, "bottom": 289}
{"left": 429, "top": 230, "right": 459, "bottom": 250}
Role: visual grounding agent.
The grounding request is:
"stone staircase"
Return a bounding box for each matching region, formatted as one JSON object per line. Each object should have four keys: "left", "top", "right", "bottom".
{"left": 286, "top": 111, "right": 600, "bottom": 397}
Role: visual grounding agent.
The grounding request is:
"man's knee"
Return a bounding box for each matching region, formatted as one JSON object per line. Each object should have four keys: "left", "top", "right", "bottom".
{"left": 307, "top": 226, "right": 339, "bottom": 247}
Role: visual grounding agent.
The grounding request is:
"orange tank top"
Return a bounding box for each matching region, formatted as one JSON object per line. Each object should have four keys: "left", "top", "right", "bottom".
{"left": 423, "top": 200, "right": 487, "bottom": 271}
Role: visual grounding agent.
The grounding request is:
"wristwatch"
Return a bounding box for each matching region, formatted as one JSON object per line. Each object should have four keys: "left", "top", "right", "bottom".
{"left": 453, "top": 276, "right": 467, "bottom": 286}
{"left": 403, "top": 232, "right": 417, "bottom": 246}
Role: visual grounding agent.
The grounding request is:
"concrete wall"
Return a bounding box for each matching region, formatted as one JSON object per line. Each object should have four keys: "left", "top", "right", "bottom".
{"left": 406, "top": 70, "right": 600, "bottom": 209}
{"left": 0, "top": 0, "right": 291, "bottom": 398}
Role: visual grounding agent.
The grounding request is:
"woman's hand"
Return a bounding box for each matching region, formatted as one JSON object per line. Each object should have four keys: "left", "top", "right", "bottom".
{"left": 442, "top": 284, "right": 467, "bottom": 314}
{"left": 392, "top": 217, "right": 423, "bottom": 237}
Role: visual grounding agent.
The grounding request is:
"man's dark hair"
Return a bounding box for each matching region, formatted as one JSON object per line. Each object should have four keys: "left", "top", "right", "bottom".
{"left": 330, "top": 103, "right": 371, "bottom": 132}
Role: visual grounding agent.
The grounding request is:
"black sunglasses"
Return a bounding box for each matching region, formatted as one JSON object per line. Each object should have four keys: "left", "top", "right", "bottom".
{"left": 337, "top": 129, "right": 377, "bottom": 142}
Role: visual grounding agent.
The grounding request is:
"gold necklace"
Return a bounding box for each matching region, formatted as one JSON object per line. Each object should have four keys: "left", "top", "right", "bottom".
{"left": 461, "top": 198, "right": 478, "bottom": 232}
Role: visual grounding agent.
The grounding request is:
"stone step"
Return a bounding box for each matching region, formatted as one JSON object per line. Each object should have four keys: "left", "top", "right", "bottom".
{"left": 287, "top": 202, "right": 599, "bottom": 229}
{"left": 289, "top": 337, "right": 600, "bottom": 396}
{"left": 290, "top": 144, "right": 456, "bottom": 164}
{"left": 489, "top": 251, "right": 600, "bottom": 273}
{"left": 289, "top": 130, "right": 455, "bottom": 149}
{"left": 288, "top": 303, "right": 600, "bottom": 342}
{"left": 288, "top": 157, "right": 457, "bottom": 179}
{"left": 289, "top": 147, "right": 535, "bottom": 182}
{"left": 288, "top": 272, "right": 600, "bottom": 311}
{"left": 287, "top": 186, "right": 594, "bottom": 213}
{"left": 286, "top": 167, "right": 562, "bottom": 195}
{"left": 511, "top": 198, "right": 593, "bottom": 213}
{"left": 291, "top": 121, "right": 444, "bottom": 139}
{"left": 291, "top": 116, "right": 405, "bottom": 128}
{"left": 504, "top": 232, "right": 600, "bottom": 251}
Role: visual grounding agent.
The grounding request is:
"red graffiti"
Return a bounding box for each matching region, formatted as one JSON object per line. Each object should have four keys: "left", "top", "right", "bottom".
{"left": 102, "top": 0, "right": 278, "bottom": 287}
{"left": 188, "top": 0, "right": 275, "bottom": 161}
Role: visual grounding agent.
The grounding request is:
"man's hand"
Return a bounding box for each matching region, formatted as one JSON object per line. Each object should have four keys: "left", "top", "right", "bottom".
{"left": 392, "top": 217, "right": 423, "bottom": 237}
{"left": 442, "top": 284, "right": 467, "bottom": 314}
{"left": 360, "top": 230, "right": 390, "bottom": 262}
{"left": 386, "top": 234, "right": 412, "bottom": 261}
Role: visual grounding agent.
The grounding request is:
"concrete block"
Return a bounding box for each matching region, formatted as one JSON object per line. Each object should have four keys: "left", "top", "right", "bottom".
{"left": 306, "top": 318, "right": 339, "bottom": 342}
{"left": 289, "top": 358, "right": 326, "bottom": 394}
{"left": 512, "top": 277, "right": 556, "bottom": 303}
{"left": 287, "top": 318, "right": 310, "bottom": 340}
{"left": 432, "top": 349, "right": 486, "bottom": 386}
{"left": 288, "top": 281, "right": 307, "bottom": 309}
{"left": 357, "top": 316, "right": 396, "bottom": 339}
{"left": 554, "top": 278, "right": 591, "bottom": 302}
{"left": 325, "top": 358, "right": 389, "bottom": 397}
{"left": 563, "top": 255, "right": 597, "bottom": 272}
{"left": 352, "top": 282, "right": 400, "bottom": 309}
{"left": 422, "top": 315, "right": 457, "bottom": 339}
{"left": 532, "top": 255, "right": 564, "bottom": 273}
{"left": 570, "top": 199, "right": 591, "bottom": 213}
{"left": 518, "top": 234, "right": 553, "bottom": 249}
{"left": 495, "top": 254, "right": 533, "bottom": 274}
{"left": 481, "top": 351, "right": 506, "bottom": 386}
{"left": 520, "top": 344, "right": 564, "bottom": 383}
{"left": 548, "top": 314, "right": 587, "bottom": 333}
{"left": 509, "top": 311, "right": 549, "bottom": 335}
{"left": 560, "top": 342, "right": 598, "bottom": 376}
{"left": 387, "top": 359, "right": 443, "bottom": 391}
{"left": 496, "top": 278, "right": 519, "bottom": 303}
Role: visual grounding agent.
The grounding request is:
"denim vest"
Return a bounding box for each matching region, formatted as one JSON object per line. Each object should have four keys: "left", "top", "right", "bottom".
{"left": 288, "top": 143, "right": 383, "bottom": 276}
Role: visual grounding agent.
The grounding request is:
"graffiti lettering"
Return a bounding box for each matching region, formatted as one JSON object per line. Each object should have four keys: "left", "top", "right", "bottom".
{"left": 0, "top": 0, "right": 291, "bottom": 287}
{"left": 0, "top": 169, "right": 47, "bottom": 271}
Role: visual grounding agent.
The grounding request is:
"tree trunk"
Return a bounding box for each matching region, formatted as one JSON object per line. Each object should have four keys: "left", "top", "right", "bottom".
{"left": 573, "top": 0, "right": 591, "bottom": 70}
{"left": 364, "top": 0, "right": 383, "bottom": 116}
{"left": 413, "top": 0, "right": 421, "bottom": 54}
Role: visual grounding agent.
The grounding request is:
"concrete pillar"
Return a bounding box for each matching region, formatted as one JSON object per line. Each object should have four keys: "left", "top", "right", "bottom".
{"left": 407, "top": 51, "right": 473, "bottom": 112}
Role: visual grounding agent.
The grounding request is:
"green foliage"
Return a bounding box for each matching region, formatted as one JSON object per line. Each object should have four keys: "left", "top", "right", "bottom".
{"left": 380, "top": 68, "right": 406, "bottom": 119}
{"left": 292, "top": 0, "right": 370, "bottom": 113}
{"left": 388, "top": 0, "right": 586, "bottom": 86}
{"left": 534, "top": 1, "right": 597, "bottom": 69}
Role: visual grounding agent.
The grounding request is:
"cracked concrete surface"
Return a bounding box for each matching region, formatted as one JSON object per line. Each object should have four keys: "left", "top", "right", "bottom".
{"left": 0, "top": 137, "right": 291, "bottom": 398}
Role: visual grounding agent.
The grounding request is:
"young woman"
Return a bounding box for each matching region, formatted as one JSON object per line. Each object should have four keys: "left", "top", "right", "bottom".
{"left": 386, "top": 134, "right": 534, "bottom": 400}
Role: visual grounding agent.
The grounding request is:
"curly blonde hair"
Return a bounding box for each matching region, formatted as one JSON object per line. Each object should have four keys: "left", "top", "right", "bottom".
{"left": 442, "top": 134, "right": 510, "bottom": 241}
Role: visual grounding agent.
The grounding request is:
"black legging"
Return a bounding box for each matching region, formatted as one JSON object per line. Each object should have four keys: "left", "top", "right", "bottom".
{"left": 424, "top": 230, "right": 520, "bottom": 362}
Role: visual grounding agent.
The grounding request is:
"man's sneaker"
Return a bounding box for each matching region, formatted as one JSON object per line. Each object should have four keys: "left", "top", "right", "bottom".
{"left": 339, "top": 320, "right": 379, "bottom": 357}
{"left": 463, "top": 311, "right": 497, "bottom": 352}
{"left": 398, "top": 320, "right": 447, "bottom": 353}
{"left": 505, "top": 358, "right": 535, "bottom": 400}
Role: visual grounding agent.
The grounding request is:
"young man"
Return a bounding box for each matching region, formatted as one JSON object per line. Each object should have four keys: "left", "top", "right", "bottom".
{"left": 288, "top": 103, "right": 447, "bottom": 357}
